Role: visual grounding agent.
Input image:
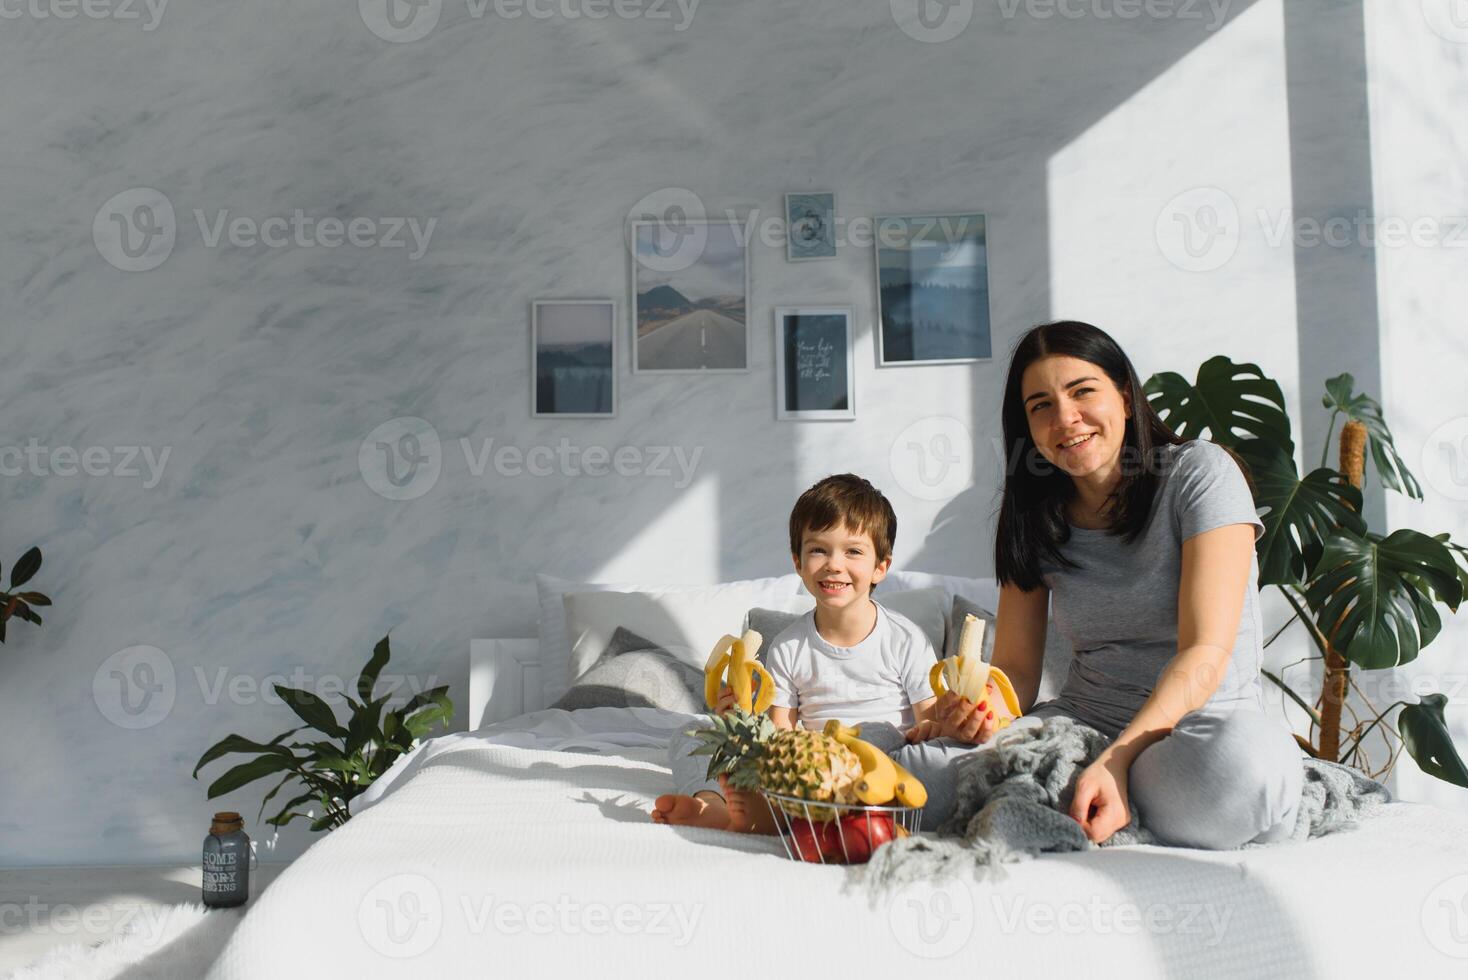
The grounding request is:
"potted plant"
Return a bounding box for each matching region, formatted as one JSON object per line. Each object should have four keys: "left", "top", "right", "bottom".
{"left": 193, "top": 634, "right": 453, "bottom": 831}
{"left": 1147, "top": 357, "right": 1468, "bottom": 785}
{"left": 1, "top": 546, "right": 49, "bottom": 643}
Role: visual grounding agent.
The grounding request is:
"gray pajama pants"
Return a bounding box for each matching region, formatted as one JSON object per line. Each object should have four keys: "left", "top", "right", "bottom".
{"left": 666, "top": 702, "right": 1303, "bottom": 850}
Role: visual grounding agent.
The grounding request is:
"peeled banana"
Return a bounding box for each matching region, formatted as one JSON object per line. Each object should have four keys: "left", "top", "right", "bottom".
{"left": 703, "top": 629, "right": 774, "bottom": 714}
{"left": 928, "top": 614, "right": 1023, "bottom": 729}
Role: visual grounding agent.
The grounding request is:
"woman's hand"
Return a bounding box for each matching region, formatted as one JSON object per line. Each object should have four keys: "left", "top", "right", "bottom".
{"left": 1069, "top": 750, "right": 1132, "bottom": 844}
{"left": 933, "top": 690, "right": 1000, "bottom": 745}
{"left": 714, "top": 685, "right": 737, "bottom": 715}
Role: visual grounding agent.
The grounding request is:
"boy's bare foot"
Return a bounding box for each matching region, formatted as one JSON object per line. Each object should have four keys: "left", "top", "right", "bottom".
{"left": 649, "top": 777, "right": 779, "bottom": 835}
{"left": 650, "top": 791, "right": 733, "bottom": 830}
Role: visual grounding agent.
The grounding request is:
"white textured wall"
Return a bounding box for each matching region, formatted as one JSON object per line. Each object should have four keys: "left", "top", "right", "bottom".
{"left": 1, "top": 0, "right": 1458, "bottom": 868}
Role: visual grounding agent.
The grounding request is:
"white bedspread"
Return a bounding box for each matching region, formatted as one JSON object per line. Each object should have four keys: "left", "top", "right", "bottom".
{"left": 207, "top": 709, "right": 1468, "bottom": 978}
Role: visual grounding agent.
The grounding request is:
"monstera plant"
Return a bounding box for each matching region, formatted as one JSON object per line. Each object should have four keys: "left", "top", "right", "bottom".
{"left": 1146, "top": 357, "right": 1468, "bottom": 786}
{"left": 193, "top": 634, "right": 453, "bottom": 831}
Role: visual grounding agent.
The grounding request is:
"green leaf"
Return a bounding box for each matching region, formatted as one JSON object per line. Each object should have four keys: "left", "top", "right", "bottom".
{"left": 1322, "top": 374, "right": 1423, "bottom": 500}
{"left": 346, "top": 696, "right": 388, "bottom": 757}
{"left": 266, "top": 791, "right": 319, "bottom": 827}
{"left": 1145, "top": 356, "right": 1294, "bottom": 454}
{"left": 309, "top": 811, "right": 338, "bottom": 832}
{"left": 1303, "top": 529, "right": 1463, "bottom": 669}
{"left": 18, "top": 592, "right": 51, "bottom": 607}
{"left": 273, "top": 686, "right": 347, "bottom": 739}
{"left": 401, "top": 687, "right": 453, "bottom": 739}
{"left": 357, "top": 635, "right": 391, "bottom": 702}
{"left": 194, "top": 733, "right": 298, "bottom": 778}
{"left": 206, "top": 754, "right": 296, "bottom": 798}
{"left": 1399, "top": 695, "right": 1468, "bottom": 788}
{"left": 9, "top": 548, "right": 41, "bottom": 589}
{"left": 1240, "top": 439, "right": 1365, "bottom": 586}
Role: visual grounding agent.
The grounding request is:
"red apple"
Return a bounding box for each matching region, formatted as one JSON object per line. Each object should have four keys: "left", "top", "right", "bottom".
{"left": 789, "top": 817, "right": 844, "bottom": 863}
{"left": 838, "top": 812, "right": 897, "bottom": 864}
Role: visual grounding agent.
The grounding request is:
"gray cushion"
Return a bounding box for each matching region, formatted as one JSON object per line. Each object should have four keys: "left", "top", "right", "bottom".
{"left": 548, "top": 627, "right": 704, "bottom": 712}
{"left": 945, "top": 594, "right": 998, "bottom": 662}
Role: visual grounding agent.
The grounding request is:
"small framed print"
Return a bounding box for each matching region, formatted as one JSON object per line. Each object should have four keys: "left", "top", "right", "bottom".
{"left": 874, "top": 212, "right": 992, "bottom": 365}
{"left": 531, "top": 299, "right": 617, "bottom": 418}
{"left": 630, "top": 218, "right": 750, "bottom": 373}
{"left": 774, "top": 306, "right": 855, "bottom": 421}
{"left": 785, "top": 192, "right": 836, "bottom": 261}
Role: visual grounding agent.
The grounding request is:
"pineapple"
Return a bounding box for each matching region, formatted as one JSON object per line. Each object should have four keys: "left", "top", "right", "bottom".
{"left": 685, "top": 710, "right": 863, "bottom": 821}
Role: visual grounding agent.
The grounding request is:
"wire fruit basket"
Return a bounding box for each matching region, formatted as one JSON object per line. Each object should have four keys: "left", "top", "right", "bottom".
{"left": 762, "top": 792, "right": 922, "bottom": 865}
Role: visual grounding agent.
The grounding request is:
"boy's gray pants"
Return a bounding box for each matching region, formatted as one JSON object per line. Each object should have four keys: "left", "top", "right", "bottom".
{"left": 666, "top": 703, "right": 1302, "bottom": 850}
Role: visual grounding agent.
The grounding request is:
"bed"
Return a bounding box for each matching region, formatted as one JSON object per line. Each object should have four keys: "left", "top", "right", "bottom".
{"left": 201, "top": 634, "right": 1468, "bottom": 978}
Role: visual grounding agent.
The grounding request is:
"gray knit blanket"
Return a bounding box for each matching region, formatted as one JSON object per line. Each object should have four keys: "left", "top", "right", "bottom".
{"left": 855, "top": 715, "right": 1391, "bottom": 897}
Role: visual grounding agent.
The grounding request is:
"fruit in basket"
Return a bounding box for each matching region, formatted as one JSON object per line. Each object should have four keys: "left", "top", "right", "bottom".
{"left": 757, "top": 728, "right": 865, "bottom": 821}
{"left": 928, "top": 614, "right": 1023, "bottom": 729}
{"left": 704, "top": 629, "right": 775, "bottom": 714}
{"left": 687, "top": 711, "right": 863, "bottom": 821}
{"left": 838, "top": 812, "right": 897, "bottom": 863}
{"left": 789, "top": 817, "right": 843, "bottom": 863}
{"left": 821, "top": 720, "right": 928, "bottom": 808}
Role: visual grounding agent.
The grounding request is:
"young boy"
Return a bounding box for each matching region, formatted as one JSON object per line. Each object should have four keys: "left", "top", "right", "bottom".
{"left": 650, "top": 473, "right": 941, "bottom": 833}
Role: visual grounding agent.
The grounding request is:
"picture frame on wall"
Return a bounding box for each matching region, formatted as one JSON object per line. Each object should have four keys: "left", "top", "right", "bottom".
{"left": 531, "top": 299, "right": 617, "bottom": 418}
{"left": 873, "top": 212, "right": 992, "bottom": 365}
{"left": 785, "top": 192, "right": 836, "bottom": 261}
{"left": 773, "top": 306, "right": 855, "bottom": 421}
{"left": 630, "top": 218, "right": 750, "bottom": 373}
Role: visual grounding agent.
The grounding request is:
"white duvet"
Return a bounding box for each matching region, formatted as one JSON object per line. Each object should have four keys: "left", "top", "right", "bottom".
{"left": 207, "top": 708, "right": 1468, "bottom": 978}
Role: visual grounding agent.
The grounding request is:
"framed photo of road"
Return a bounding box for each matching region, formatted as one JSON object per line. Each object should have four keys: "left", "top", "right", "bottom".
{"left": 774, "top": 306, "right": 855, "bottom": 421}
{"left": 531, "top": 299, "right": 617, "bottom": 418}
{"left": 631, "top": 218, "right": 750, "bottom": 373}
{"left": 874, "top": 212, "right": 992, "bottom": 365}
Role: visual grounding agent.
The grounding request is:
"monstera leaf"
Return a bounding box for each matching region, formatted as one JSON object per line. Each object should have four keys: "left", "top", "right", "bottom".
{"left": 1399, "top": 694, "right": 1468, "bottom": 788}
{"left": 1238, "top": 438, "right": 1365, "bottom": 586}
{"left": 1323, "top": 373, "right": 1422, "bottom": 499}
{"left": 1145, "top": 356, "right": 1294, "bottom": 455}
{"left": 1302, "top": 528, "right": 1463, "bottom": 669}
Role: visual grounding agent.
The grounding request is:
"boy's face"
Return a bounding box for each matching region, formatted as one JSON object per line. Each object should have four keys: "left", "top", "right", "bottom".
{"left": 792, "top": 523, "right": 890, "bottom": 611}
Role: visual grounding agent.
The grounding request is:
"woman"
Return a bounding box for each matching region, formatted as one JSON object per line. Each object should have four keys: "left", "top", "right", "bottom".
{"left": 917, "top": 320, "right": 1303, "bottom": 849}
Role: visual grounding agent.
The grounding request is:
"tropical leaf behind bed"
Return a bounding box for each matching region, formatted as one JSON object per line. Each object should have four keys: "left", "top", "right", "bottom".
{"left": 1145, "top": 361, "right": 1467, "bottom": 787}
{"left": 192, "top": 634, "right": 453, "bottom": 832}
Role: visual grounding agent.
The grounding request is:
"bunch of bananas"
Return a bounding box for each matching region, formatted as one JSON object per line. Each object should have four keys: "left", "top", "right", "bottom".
{"left": 703, "top": 629, "right": 776, "bottom": 714}
{"left": 928, "top": 614, "right": 1023, "bottom": 730}
{"left": 821, "top": 720, "right": 927, "bottom": 808}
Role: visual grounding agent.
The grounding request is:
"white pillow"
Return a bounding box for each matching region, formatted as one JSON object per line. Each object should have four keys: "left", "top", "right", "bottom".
{"left": 536, "top": 573, "right": 806, "bottom": 703}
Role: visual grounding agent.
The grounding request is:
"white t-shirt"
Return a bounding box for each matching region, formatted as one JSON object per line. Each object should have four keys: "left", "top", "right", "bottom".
{"left": 763, "top": 600, "right": 936, "bottom": 730}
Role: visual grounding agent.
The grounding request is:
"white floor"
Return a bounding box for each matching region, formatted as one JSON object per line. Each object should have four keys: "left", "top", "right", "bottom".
{"left": 0, "top": 864, "right": 287, "bottom": 975}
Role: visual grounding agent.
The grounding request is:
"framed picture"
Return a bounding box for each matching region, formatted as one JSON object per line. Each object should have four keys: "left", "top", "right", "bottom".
{"left": 785, "top": 192, "right": 836, "bottom": 261}
{"left": 531, "top": 299, "right": 617, "bottom": 418}
{"left": 773, "top": 306, "right": 855, "bottom": 421}
{"left": 873, "top": 212, "right": 992, "bottom": 365}
{"left": 630, "top": 218, "right": 750, "bottom": 373}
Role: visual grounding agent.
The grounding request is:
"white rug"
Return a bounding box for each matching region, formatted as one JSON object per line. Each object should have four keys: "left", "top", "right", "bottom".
{"left": 3, "top": 903, "right": 243, "bottom": 980}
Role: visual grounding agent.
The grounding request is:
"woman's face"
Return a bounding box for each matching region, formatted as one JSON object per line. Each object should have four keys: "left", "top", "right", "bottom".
{"left": 1020, "top": 354, "right": 1132, "bottom": 480}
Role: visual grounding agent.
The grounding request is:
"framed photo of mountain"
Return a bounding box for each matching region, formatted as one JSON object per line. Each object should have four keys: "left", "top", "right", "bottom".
{"left": 874, "top": 212, "right": 992, "bottom": 365}
{"left": 774, "top": 306, "right": 854, "bottom": 421}
{"left": 785, "top": 192, "right": 836, "bottom": 261}
{"left": 532, "top": 299, "right": 617, "bottom": 418}
{"left": 631, "top": 218, "right": 750, "bottom": 373}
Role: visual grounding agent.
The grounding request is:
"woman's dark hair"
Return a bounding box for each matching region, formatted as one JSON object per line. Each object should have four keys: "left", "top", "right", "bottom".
{"left": 994, "top": 320, "right": 1185, "bottom": 591}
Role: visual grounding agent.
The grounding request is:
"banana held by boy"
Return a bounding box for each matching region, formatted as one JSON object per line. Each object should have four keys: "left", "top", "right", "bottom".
{"left": 927, "top": 614, "right": 1023, "bottom": 728}
{"left": 703, "top": 629, "right": 775, "bottom": 713}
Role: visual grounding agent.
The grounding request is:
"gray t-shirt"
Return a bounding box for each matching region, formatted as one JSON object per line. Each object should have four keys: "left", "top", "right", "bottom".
{"left": 1031, "top": 439, "right": 1266, "bottom": 738}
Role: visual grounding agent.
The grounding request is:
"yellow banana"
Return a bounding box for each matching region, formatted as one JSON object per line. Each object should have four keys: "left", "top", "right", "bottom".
{"left": 928, "top": 615, "right": 1024, "bottom": 730}
{"left": 703, "top": 629, "right": 770, "bottom": 713}
{"left": 823, "top": 721, "right": 898, "bottom": 805}
{"left": 891, "top": 758, "right": 927, "bottom": 808}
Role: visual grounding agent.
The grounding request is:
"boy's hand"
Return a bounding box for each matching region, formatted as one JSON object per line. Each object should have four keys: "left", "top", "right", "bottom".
{"left": 904, "top": 719, "right": 942, "bottom": 743}
{"left": 714, "top": 684, "right": 737, "bottom": 716}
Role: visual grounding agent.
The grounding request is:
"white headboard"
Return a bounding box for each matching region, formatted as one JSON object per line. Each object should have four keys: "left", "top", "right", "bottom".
{"left": 468, "top": 639, "right": 544, "bottom": 729}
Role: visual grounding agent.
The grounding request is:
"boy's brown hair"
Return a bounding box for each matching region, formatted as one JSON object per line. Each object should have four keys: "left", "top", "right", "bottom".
{"left": 788, "top": 474, "right": 897, "bottom": 564}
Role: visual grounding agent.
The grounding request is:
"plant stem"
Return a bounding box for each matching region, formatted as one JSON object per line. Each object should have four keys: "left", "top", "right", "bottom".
{"left": 1262, "top": 668, "right": 1322, "bottom": 726}
{"left": 1320, "top": 410, "right": 1339, "bottom": 470}
{"left": 1264, "top": 610, "right": 1302, "bottom": 648}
